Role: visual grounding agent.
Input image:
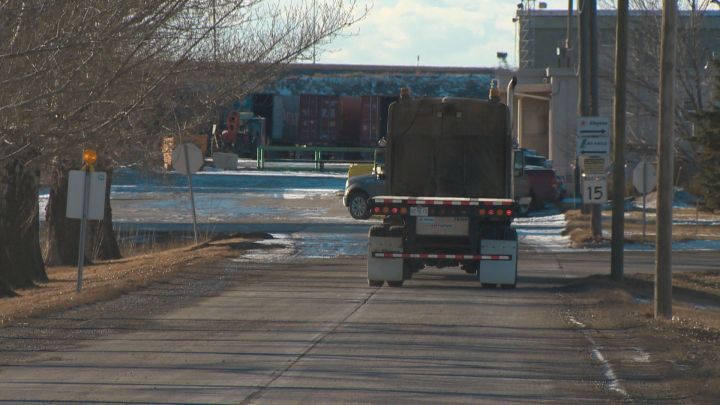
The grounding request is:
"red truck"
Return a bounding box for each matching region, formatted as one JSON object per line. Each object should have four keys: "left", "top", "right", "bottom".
{"left": 514, "top": 148, "right": 564, "bottom": 213}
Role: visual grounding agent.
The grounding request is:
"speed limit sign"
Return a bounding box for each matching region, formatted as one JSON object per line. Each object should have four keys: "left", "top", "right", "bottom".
{"left": 582, "top": 177, "right": 608, "bottom": 204}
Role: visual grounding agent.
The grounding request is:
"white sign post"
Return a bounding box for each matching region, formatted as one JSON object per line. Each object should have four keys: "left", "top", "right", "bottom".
{"left": 577, "top": 117, "right": 611, "bottom": 209}
{"left": 633, "top": 160, "right": 657, "bottom": 241}
{"left": 67, "top": 169, "right": 107, "bottom": 292}
{"left": 172, "top": 142, "right": 203, "bottom": 244}
{"left": 582, "top": 176, "right": 608, "bottom": 204}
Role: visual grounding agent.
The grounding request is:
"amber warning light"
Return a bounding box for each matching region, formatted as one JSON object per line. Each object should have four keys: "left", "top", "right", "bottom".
{"left": 83, "top": 149, "right": 97, "bottom": 166}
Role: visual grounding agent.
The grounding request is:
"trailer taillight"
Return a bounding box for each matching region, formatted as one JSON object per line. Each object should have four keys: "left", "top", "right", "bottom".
{"left": 382, "top": 206, "right": 390, "bottom": 214}
{"left": 400, "top": 207, "right": 408, "bottom": 215}
{"left": 391, "top": 207, "right": 398, "bottom": 214}
{"left": 488, "top": 209, "right": 495, "bottom": 216}
{"left": 478, "top": 208, "right": 486, "bottom": 216}
{"left": 506, "top": 209, "right": 513, "bottom": 216}
{"left": 374, "top": 207, "right": 381, "bottom": 214}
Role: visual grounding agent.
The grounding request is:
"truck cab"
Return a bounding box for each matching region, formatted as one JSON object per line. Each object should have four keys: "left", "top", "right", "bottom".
{"left": 514, "top": 148, "right": 563, "bottom": 212}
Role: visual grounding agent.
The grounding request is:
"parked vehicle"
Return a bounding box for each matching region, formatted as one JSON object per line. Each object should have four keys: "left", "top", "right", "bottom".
{"left": 513, "top": 148, "right": 564, "bottom": 212}
{"left": 344, "top": 166, "right": 385, "bottom": 219}
{"left": 366, "top": 89, "right": 518, "bottom": 288}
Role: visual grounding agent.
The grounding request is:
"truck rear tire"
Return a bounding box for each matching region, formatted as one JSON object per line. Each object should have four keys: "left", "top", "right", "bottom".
{"left": 368, "top": 280, "right": 383, "bottom": 287}
{"left": 368, "top": 225, "right": 387, "bottom": 237}
{"left": 481, "top": 283, "right": 497, "bottom": 289}
{"left": 501, "top": 283, "right": 517, "bottom": 289}
{"left": 461, "top": 263, "right": 478, "bottom": 275}
{"left": 387, "top": 280, "right": 404, "bottom": 287}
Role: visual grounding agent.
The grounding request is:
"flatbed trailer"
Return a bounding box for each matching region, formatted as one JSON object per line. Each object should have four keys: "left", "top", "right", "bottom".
{"left": 367, "top": 196, "right": 517, "bottom": 288}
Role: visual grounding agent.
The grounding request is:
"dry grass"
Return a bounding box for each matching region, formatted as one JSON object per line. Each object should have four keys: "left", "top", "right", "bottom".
{"left": 564, "top": 208, "right": 720, "bottom": 247}
{"left": 0, "top": 234, "right": 273, "bottom": 326}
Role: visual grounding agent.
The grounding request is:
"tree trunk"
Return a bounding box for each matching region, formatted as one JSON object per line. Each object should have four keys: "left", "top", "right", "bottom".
{"left": 89, "top": 167, "right": 121, "bottom": 260}
{"left": 44, "top": 159, "right": 84, "bottom": 266}
{"left": 44, "top": 160, "right": 120, "bottom": 265}
{"left": 0, "top": 156, "right": 47, "bottom": 294}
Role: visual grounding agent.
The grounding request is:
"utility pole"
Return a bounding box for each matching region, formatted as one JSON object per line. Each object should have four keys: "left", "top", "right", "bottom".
{"left": 212, "top": 0, "right": 218, "bottom": 61}
{"left": 578, "top": 0, "right": 590, "bottom": 118}
{"left": 611, "top": 0, "right": 629, "bottom": 280}
{"left": 588, "top": 0, "right": 602, "bottom": 238}
{"left": 655, "top": 0, "right": 677, "bottom": 319}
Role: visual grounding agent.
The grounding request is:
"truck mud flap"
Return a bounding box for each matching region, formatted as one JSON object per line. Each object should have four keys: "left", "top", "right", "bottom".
{"left": 479, "top": 239, "right": 518, "bottom": 286}
{"left": 367, "top": 230, "right": 403, "bottom": 284}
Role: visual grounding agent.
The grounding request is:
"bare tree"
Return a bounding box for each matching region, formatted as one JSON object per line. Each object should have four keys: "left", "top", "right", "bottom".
{"left": 598, "top": 0, "right": 718, "bottom": 173}
{"left": 0, "top": 0, "right": 366, "bottom": 293}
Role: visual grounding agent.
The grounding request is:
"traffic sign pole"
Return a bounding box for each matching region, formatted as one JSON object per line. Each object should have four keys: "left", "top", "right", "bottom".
{"left": 642, "top": 162, "right": 647, "bottom": 241}
{"left": 611, "top": 0, "right": 629, "bottom": 281}
{"left": 183, "top": 143, "right": 199, "bottom": 245}
{"left": 76, "top": 167, "right": 91, "bottom": 293}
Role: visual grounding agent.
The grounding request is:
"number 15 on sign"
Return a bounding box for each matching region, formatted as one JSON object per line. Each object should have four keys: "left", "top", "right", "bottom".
{"left": 582, "top": 177, "right": 608, "bottom": 204}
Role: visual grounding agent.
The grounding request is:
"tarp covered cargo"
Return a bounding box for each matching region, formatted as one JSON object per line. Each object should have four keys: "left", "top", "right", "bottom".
{"left": 386, "top": 97, "right": 511, "bottom": 199}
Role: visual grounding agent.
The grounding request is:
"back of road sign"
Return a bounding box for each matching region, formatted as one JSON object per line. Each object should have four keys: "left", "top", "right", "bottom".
{"left": 173, "top": 143, "right": 203, "bottom": 175}
{"left": 632, "top": 161, "right": 656, "bottom": 195}
{"left": 66, "top": 171, "right": 107, "bottom": 220}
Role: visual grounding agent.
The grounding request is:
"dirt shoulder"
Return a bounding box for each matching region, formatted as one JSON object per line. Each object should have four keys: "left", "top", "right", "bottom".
{"left": 558, "top": 271, "right": 720, "bottom": 402}
{"left": 564, "top": 208, "right": 720, "bottom": 247}
{"left": 0, "top": 233, "right": 275, "bottom": 327}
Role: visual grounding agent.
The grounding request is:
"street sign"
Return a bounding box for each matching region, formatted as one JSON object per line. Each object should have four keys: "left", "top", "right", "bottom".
{"left": 632, "top": 160, "right": 656, "bottom": 195}
{"left": 577, "top": 116, "right": 610, "bottom": 136}
{"left": 577, "top": 116, "right": 611, "bottom": 155}
{"left": 579, "top": 155, "right": 607, "bottom": 175}
{"left": 577, "top": 135, "right": 611, "bottom": 155}
{"left": 172, "top": 143, "right": 203, "bottom": 175}
{"left": 582, "top": 176, "right": 608, "bottom": 204}
{"left": 67, "top": 171, "right": 107, "bottom": 220}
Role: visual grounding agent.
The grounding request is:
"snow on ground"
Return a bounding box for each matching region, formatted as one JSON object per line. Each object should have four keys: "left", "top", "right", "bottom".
{"left": 39, "top": 168, "right": 720, "bottom": 256}
{"left": 232, "top": 230, "right": 368, "bottom": 263}
{"left": 513, "top": 212, "right": 572, "bottom": 252}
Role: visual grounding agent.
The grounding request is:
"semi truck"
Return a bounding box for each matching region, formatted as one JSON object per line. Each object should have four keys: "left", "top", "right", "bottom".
{"left": 366, "top": 88, "right": 518, "bottom": 288}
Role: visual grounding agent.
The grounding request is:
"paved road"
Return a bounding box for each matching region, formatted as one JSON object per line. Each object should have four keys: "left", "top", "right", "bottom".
{"left": 3, "top": 214, "right": 719, "bottom": 403}
{"left": 0, "top": 249, "right": 648, "bottom": 404}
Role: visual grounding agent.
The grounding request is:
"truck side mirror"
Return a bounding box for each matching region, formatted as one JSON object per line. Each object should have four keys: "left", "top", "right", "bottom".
{"left": 376, "top": 165, "right": 386, "bottom": 180}
{"left": 513, "top": 150, "right": 524, "bottom": 177}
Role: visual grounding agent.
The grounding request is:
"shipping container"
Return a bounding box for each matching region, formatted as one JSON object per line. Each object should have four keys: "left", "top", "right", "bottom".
{"left": 338, "top": 96, "right": 361, "bottom": 145}
{"left": 272, "top": 95, "right": 300, "bottom": 142}
{"left": 360, "top": 96, "right": 397, "bottom": 146}
{"left": 360, "top": 96, "right": 380, "bottom": 145}
{"left": 252, "top": 94, "right": 274, "bottom": 137}
{"left": 299, "top": 95, "right": 341, "bottom": 144}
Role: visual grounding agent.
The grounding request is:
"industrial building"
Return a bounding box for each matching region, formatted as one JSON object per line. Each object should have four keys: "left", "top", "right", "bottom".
{"left": 232, "top": 64, "right": 494, "bottom": 149}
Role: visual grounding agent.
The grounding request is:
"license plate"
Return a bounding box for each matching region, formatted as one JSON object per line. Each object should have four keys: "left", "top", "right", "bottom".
{"left": 416, "top": 216, "right": 469, "bottom": 236}
{"left": 409, "top": 206, "right": 428, "bottom": 216}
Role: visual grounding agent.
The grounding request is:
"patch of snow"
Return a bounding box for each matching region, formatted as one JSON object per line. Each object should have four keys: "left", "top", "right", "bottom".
{"left": 631, "top": 348, "right": 651, "bottom": 363}
{"left": 513, "top": 214, "right": 571, "bottom": 251}
{"left": 232, "top": 230, "right": 368, "bottom": 261}
{"left": 199, "top": 168, "right": 347, "bottom": 179}
{"left": 632, "top": 296, "right": 650, "bottom": 305}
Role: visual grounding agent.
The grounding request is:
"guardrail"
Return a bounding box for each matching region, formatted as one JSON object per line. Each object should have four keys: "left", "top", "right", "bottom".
{"left": 256, "top": 145, "right": 382, "bottom": 171}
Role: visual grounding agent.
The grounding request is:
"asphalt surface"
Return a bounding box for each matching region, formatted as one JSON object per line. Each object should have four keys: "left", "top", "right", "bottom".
{"left": 1, "top": 224, "right": 718, "bottom": 403}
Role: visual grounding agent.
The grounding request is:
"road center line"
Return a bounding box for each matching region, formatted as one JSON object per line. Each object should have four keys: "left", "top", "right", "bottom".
{"left": 239, "top": 286, "right": 380, "bottom": 404}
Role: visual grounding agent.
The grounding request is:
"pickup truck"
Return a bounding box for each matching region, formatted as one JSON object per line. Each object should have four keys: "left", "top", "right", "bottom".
{"left": 344, "top": 148, "right": 562, "bottom": 219}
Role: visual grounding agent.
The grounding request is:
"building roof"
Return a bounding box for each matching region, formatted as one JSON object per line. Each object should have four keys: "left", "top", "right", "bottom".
{"left": 262, "top": 64, "right": 495, "bottom": 98}
{"left": 520, "top": 9, "right": 720, "bottom": 18}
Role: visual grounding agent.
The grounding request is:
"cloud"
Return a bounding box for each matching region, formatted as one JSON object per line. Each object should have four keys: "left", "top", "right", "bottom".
{"left": 318, "top": 0, "right": 570, "bottom": 67}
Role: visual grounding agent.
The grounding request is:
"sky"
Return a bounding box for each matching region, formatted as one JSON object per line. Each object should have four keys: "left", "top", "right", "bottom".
{"left": 315, "top": 0, "right": 572, "bottom": 68}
